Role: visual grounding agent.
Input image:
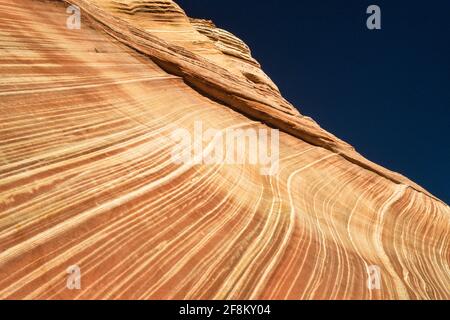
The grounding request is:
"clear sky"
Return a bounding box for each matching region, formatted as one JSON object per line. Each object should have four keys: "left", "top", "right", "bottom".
{"left": 177, "top": 0, "right": 450, "bottom": 203}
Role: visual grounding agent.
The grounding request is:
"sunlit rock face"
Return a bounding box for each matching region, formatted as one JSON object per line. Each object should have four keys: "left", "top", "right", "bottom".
{"left": 0, "top": 0, "right": 448, "bottom": 300}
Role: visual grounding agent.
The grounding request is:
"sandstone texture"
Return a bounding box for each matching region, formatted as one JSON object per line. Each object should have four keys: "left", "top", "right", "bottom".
{"left": 0, "top": 0, "right": 448, "bottom": 299}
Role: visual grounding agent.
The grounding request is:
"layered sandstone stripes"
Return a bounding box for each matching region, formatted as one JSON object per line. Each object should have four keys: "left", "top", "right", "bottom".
{"left": 0, "top": 0, "right": 448, "bottom": 299}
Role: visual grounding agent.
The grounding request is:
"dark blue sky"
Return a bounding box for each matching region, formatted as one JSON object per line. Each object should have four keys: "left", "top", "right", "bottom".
{"left": 177, "top": 0, "right": 449, "bottom": 203}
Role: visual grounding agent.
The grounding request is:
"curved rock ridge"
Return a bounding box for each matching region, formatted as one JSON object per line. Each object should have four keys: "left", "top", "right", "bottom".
{"left": 61, "top": 0, "right": 440, "bottom": 199}
{"left": 0, "top": 0, "right": 448, "bottom": 300}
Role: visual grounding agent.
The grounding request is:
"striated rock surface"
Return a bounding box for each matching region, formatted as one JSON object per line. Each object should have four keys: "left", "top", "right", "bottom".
{"left": 0, "top": 0, "right": 448, "bottom": 299}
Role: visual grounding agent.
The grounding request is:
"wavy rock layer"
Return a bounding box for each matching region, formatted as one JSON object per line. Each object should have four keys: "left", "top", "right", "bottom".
{"left": 0, "top": 0, "right": 448, "bottom": 299}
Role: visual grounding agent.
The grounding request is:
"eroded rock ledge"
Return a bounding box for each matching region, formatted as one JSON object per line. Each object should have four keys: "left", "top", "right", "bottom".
{"left": 0, "top": 0, "right": 448, "bottom": 300}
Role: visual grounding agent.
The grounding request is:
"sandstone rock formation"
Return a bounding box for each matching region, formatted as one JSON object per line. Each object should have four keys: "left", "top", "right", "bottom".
{"left": 0, "top": 0, "right": 448, "bottom": 299}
